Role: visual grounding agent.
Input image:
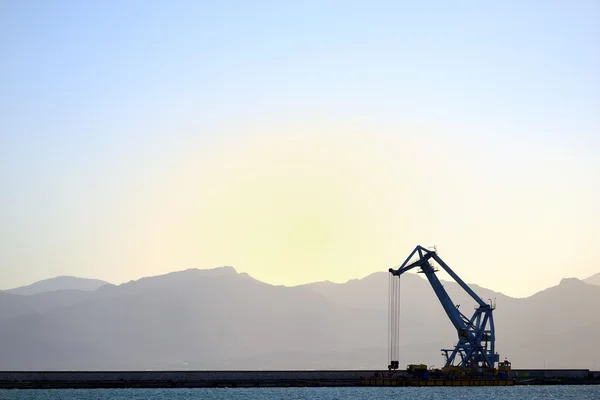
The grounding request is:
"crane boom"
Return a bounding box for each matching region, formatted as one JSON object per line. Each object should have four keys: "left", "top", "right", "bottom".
{"left": 389, "top": 245, "right": 500, "bottom": 371}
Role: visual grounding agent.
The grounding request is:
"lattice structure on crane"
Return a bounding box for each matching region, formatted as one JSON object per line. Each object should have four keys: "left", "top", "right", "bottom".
{"left": 388, "top": 245, "right": 499, "bottom": 372}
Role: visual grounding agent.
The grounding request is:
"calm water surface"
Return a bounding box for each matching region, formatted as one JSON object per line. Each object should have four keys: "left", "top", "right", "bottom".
{"left": 0, "top": 386, "right": 599, "bottom": 399}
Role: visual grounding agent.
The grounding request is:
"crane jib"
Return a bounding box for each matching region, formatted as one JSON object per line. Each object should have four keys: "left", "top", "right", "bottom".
{"left": 387, "top": 245, "right": 500, "bottom": 371}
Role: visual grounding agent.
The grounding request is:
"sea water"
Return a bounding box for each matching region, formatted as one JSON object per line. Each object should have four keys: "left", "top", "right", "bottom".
{"left": 0, "top": 386, "right": 599, "bottom": 400}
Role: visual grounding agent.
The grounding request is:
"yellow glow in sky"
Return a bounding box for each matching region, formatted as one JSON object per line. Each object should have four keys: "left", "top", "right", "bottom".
{"left": 104, "top": 120, "right": 598, "bottom": 297}
{"left": 154, "top": 123, "right": 420, "bottom": 287}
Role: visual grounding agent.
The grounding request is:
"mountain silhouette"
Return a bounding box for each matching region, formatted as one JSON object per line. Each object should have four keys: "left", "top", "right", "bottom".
{"left": 5, "top": 276, "right": 109, "bottom": 296}
{"left": 0, "top": 267, "right": 598, "bottom": 370}
{"left": 584, "top": 272, "right": 600, "bottom": 286}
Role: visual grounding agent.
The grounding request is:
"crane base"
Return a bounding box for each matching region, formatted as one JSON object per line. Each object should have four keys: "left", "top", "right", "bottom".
{"left": 361, "top": 377, "right": 515, "bottom": 386}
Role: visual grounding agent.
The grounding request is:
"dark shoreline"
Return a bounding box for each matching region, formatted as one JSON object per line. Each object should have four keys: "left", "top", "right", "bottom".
{"left": 0, "top": 370, "right": 598, "bottom": 389}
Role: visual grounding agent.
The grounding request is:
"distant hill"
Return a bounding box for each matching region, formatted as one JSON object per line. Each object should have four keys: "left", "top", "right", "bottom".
{"left": 584, "top": 272, "right": 600, "bottom": 286}
{"left": 6, "top": 276, "right": 109, "bottom": 296}
{"left": 0, "top": 267, "right": 598, "bottom": 370}
{"left": 0, "top": 292, "right": 37, "bottom": 322}
{"left": 0, "top": 289, "right": 98, "bottom": 322}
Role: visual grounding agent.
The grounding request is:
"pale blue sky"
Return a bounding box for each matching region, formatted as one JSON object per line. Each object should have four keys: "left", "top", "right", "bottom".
{"left": 1, "top": 1, "right": 599, "bottom": 296}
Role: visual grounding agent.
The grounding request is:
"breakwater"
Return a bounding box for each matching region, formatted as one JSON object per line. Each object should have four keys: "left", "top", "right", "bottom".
{"left": 0, "top": 370, "right": 598, "bottom": 389}
{"left": 0, "top": 371, "right": 370, "bottom": 389}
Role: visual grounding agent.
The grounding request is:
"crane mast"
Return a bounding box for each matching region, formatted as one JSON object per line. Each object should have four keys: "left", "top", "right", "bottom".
{"left": 388, "top": 245, "right": 500, "bottom": 372}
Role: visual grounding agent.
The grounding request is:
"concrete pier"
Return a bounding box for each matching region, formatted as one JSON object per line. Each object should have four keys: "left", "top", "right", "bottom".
{"left": 0, "top": 370, "right": 372, "bottom": 389}
{"left": 0, "top": 370, "right": 598, "bottom": 389}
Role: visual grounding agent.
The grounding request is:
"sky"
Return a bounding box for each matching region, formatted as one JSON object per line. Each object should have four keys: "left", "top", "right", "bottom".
{"left": 1, "top": 1, "right": 599, "bottom": 297}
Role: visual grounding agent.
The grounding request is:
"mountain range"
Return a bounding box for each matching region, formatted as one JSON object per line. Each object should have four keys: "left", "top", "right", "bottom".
{"left": 0, "top": 267, "right": 599, "bottom": 370}
{"left": 585, "top": 272, "right": 600, "bottom": 286}
{"left": 5, "top": 276, "right": 109, "bottom": 296}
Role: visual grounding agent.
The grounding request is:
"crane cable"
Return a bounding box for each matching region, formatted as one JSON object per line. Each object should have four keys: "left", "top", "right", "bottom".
{"left": 388, "top": 272, "right": 402, "bottom": 367}
{"left": 395, "top": 273, "right": 401, "bottom": 363}
{"left": 389, "top": 273, "right": 395, "bottom": 367}
{"left": 388, "top": 274, "right": 394, "bottom": 365}
{"left": 392, "top": 274, "right": 396, "bottom": 364}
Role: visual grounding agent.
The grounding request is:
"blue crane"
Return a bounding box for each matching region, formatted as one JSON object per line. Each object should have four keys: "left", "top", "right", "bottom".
{"left": 388, "top": 245, "right": 500, "bottom": 372}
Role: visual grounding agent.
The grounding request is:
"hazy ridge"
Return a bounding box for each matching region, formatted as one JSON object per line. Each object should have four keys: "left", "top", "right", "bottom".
{"left": 5, "top": 276, "right": 109, "bottom": 296}
{"left": 584, "top": 272, "right": 600, "bottom": 286}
